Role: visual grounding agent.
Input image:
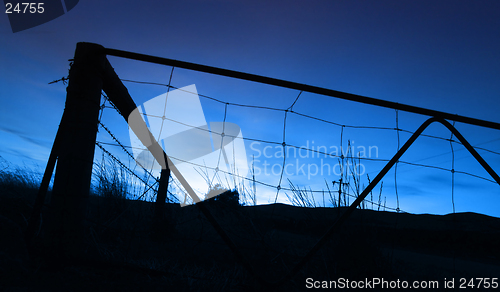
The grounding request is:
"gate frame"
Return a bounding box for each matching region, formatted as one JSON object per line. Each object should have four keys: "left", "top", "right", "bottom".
{"left": 27, "top": 42, "right": 500, "bottom": 287}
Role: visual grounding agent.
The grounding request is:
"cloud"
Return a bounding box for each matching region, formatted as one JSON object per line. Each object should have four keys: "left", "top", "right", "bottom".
{"left": 391, "top": 183, "right": 425, "bottom": 197}
{"left": 1, "top": 147, "right": 38, "bottom": 162}
{"left": 0, "top": 125, "right": 50, "bottom": 149}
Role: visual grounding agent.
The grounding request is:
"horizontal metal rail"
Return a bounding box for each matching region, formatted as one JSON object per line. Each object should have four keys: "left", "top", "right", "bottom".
{"left": 76, "top": 43, "right": 500, "bottom": 286}
{"left": 103, "top": 46, "right": 500, "bottom": 131}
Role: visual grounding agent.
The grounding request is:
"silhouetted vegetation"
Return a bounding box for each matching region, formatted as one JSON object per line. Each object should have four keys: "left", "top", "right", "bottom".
{"left": 1, "top": 158, "right": 500, "bottom": 291}
{"left": 205, "top": 186, "right": 240, "bottom": 208}
{"left": 0, "top": 158, "right": 42, "bottom": 199}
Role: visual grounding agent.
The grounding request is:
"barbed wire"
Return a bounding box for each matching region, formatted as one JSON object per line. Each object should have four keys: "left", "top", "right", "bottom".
{"left": 49, "top": 76, "right": 500, "bottom": 156}
{"left": 99, "top": 104, "right": 499, "bottom": 189}
{"left": 95, "top": 137, "right": 394, "bottom": 212}
{"left": 95, "top": 106, "right": 498, "bottom": 214}
{"left": 98, "top": 106, "right": 157, "bottom": 182}
{"left": 95, "top": 141, "right": 151, "bottom": 188}
{"left": 47, "top": 63, "right": 500, "bottom": 289}
{"left": 120, "top": 97, "right": 500, "bottom": 181}
{"left": 49, "top": 74, "right": 499, "bottom": 214}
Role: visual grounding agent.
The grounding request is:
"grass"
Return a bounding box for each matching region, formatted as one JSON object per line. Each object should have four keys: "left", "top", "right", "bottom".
{"left": 93, "top": 157, "right": 129, "bottom": 201}
{"left": 0, "top": 156, "right": 45, "bottom": 234}
{"left": 0, "top": 156, "right": 43, "bottom": 200}
{"left": 285, "top": 140, "right": 386, "bottom": 211}
{"left": 0, "top": 155, "right": 386, "bottom": 290}
{"left": 0, "top": 156, "right": 253, "bottom": 290}
{"left": 2, "top": 154, "right": 499, "bottom": 291}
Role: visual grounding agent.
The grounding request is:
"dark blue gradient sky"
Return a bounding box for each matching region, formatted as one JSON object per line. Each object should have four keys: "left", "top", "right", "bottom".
{"left": 1, "top": 1, "right": 499, "bottom": 216}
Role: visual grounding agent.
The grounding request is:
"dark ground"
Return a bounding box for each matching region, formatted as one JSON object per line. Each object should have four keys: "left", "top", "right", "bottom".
{"left": 1, "top": 191, "right": 500, "bottom": 291}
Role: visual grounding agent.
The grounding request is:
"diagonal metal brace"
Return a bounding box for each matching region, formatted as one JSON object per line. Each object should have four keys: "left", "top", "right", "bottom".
{"left": 276, "top": 117, "right": 500, "bottom": 285}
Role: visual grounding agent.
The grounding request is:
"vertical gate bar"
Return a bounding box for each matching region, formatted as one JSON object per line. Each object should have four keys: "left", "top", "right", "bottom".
{"left": 154, "top": 168, "right": 170, "bottom": 222}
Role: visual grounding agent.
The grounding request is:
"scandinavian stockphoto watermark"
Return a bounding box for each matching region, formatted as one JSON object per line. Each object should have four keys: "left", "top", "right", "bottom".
{"left": 127, "top": 84, "right": 249, "bottom": 207}
{"left": 250, "top": 140, "right": 379, "bottom": 180}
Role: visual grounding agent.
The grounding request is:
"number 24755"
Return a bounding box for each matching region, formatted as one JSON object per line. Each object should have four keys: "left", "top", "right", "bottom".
{"left": 5, "top": 3, "right": 44, "bottom": 14}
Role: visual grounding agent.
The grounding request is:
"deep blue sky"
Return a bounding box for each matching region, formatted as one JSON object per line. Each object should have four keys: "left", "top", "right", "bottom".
{"left": 1, "top": 1, "right": 499, "bottom": 216}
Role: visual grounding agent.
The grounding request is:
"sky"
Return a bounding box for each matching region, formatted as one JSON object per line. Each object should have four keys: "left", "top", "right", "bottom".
{"left": 1, "top": 0, "right": 499, "bottom": 216}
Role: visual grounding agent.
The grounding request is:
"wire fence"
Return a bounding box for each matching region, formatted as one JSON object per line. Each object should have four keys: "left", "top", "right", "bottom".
{"left": 45, "top": 55, "right": 500, "bottom": 288}
{"left": 48, "top": 71, "right": 500, "bottom": 214}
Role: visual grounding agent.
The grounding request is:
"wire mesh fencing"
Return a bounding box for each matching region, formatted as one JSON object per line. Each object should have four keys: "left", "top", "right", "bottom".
{"left": 39, "top": 44, "right": 500, "bottom": 289}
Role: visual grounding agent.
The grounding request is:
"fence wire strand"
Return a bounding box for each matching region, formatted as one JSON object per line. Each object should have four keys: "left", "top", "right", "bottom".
{"left": 47, "top": 62, "right": 500, "bottom": 288}
{"left": 79, "top": 73, "right": 500, "bottom": 212}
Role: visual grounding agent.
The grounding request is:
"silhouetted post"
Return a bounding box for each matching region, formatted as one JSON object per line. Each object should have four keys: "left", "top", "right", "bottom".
{"left": 100, "top": 56, "right": 172, "bottom": 231}
{"left": 25, "top": 115, "right": 64, "bottom": 246}
{"left": 155, "top": 168, "right": 170, "bottom": 219}
{"left": 45, "top": 42, "right": 105, "bottom": 260}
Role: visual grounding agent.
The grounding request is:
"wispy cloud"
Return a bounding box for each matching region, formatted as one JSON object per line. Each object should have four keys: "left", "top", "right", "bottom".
{"left": 0, "top": 125, "right": 50, "bottom": 148}
{"left": 1, "top": 147, "right": 38, "bottom": 162}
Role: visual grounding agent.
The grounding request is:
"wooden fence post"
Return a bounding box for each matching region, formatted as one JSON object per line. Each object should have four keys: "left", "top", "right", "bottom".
{"left": 45, "top": 42, "right": 105, "bottom": 260}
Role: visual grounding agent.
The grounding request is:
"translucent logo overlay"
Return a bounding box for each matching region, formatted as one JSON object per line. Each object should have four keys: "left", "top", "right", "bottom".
{"left": 128, "top": 85, "right": 248, "bottom": 206}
